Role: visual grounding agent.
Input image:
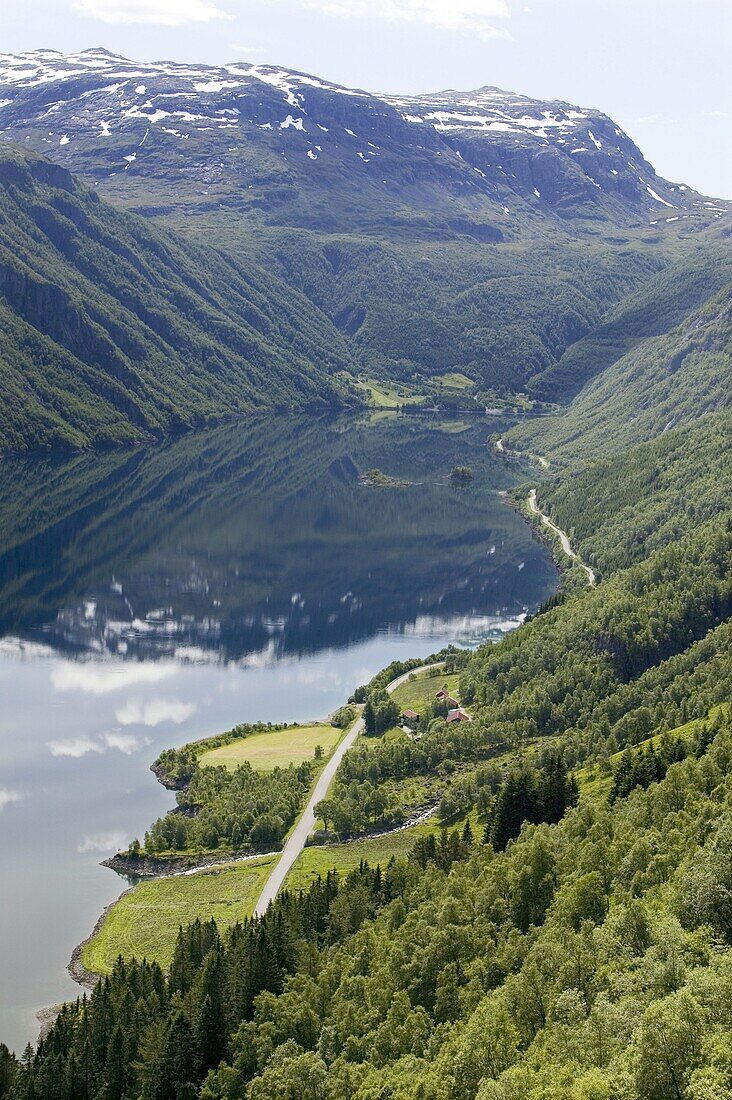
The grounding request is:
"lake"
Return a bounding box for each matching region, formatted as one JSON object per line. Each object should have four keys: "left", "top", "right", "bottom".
{"left": 0, "top": 413, "right": 557, "bottom": 1051}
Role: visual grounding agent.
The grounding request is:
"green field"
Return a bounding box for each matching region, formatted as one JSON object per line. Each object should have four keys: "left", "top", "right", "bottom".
{"left": 286, "top": 818, "right": 441, "bottom": 892}
{"left": 434, "top": 372, "right": 474, "bottom": 391}
{"left": 82, "top": 856, "right": 276, "bottom": 975}
{"left": 355, "top": 378, "right": 428, "bottom": 408}
{"left": 391, "top": 670, "right": 462, "bottom": 713}
{"left": 83, "top": 820, "right": 452, "bottom": 975}
{"left": 199, "top": 723, "right": 341, "bottom": 772}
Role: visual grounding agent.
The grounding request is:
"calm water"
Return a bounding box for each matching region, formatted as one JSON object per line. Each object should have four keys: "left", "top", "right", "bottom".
{"left": 0, "top": 414, "right": 557, "bottom": 1051}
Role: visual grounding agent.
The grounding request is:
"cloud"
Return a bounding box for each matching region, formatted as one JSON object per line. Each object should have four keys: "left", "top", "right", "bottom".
{"left": 48, "top": 736, "right": 103, "bottom": 758}
{"left": 297, "top": 0, "right": 512, "bottom": 37}
{"left": 51, "top": 661, "right": 177, "bottom": 695}
{"left": 73, "top": 0, "right": 232, "bottom": 23}
{"left": 103, "top": 731, "right": 149, "bottom": 754}
{"left": 0, "top": 788, "right": 23, "bottom": 812}
{"left": 77, "top": 830, "right": 130, "bottom": 853}
{"left": 115, "top": 698, "right": 196, "bottom": 727}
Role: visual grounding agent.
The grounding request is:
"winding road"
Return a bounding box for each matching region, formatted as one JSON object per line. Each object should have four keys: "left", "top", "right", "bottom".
{"left": 527, "top": 488, "right": 596, "bottom": 586}
{"left": 494, "top": 437, "right": 549, "bottom": 469}
{"left": 253, "top": 662, "right": 444, "bottom": 916}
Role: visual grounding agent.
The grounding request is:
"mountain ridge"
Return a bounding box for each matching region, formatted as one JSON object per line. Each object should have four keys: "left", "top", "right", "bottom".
{"left": 0, "top": 47, "right": 727, "bottom": 232}
{"left": 0, "top": 141, "right": 356, "bottom": 452}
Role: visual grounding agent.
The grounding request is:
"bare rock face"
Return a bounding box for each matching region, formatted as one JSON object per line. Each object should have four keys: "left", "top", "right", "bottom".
{"left": 0, "top": 49, "right": 727, "bottom": 232}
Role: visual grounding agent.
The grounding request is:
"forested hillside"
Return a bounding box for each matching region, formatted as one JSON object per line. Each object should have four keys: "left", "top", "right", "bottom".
{"left": 2, "top": 352, "right": 731, "bottom": 1096}
{"left": 0, "top": 144, "right": 355, "bottom": 452}
{"left": 538, "top": 412, "right": 730, "bottom": 575}
{"left": 507, "top": 237, "right": 732, "bottom": 464}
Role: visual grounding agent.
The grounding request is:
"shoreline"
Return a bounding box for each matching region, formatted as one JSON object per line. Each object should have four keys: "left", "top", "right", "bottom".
{"left": 67, "top": 884, "right": 139, "bottom": 991}
{"left": 36, "top": 880, "right": 141, "bottom": 1042}
{"left": 103, "top": 845, "right": 280, "bottom": 878}
{"left": 52, "top": 530, "right": 543, "bottom": 1031}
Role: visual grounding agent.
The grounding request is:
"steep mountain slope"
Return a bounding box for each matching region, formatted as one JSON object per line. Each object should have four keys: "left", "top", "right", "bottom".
{"left": 0, "top": 49, "right": 725, "bottom": 229}
{"left": 0, "top": 143, "right": 355, "bottom": 452}
{"left": 1, "top": 49, "right": 729, "bottom": 401}
{"left": 506, "top": 238, "right": 732, "bottom": 463}
{"left": 525, "top": 230, "right": 732, "bottom": 402}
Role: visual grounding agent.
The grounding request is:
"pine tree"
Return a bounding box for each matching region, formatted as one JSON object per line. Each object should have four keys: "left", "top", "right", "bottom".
{"left": 155, "top": 1011, "right": 199, "bottom": 1100}
{"left": 363, "top": 699, "right": 376, "bottom": 735}
{"left": 194, "top": 949, "right": 226, "bottom": 1073}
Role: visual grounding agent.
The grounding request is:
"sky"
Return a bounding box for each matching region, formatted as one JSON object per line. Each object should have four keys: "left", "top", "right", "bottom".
{"left": 1, "top": 0, "right": 730, "bottom": 197}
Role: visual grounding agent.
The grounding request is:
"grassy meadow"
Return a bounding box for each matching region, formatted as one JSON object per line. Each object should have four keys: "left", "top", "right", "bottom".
{"left": 390, "top": 669, "right": 462, "bottom": 713}
{"left": 199, "top": 723, "right": 341, "bottom": 772}
{"left": 82, "top": 856, "right": 277, "bottom": 975}
{"left": 285, "top": 819, "right": 440, "bottom": 892}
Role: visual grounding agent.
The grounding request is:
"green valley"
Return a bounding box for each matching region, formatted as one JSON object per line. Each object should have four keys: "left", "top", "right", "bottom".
{"left": 0, "top": 35, "right": 731, "bottom": 1100}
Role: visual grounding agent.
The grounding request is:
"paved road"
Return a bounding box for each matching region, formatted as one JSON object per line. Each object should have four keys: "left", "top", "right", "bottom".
{"left": 527, "top": 488, "right": 596, "bottom": 585}
{"left": 494, "top": 437, "right": 549, "bottom": 469}
{"left": 253, "top": 662, "right": 444, "bottom": 916}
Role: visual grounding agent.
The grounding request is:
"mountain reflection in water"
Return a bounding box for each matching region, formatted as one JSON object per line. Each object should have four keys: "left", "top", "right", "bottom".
{"left": 0, "top": 414, "right": 559, "bottom": 1053}
{"left": 0, "top": 414, "right": 557, "bottom": 664}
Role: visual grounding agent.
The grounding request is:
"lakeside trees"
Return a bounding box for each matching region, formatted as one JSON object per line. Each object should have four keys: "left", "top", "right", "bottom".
{"left": 6, "top": 709, "right": 732, "bottom": 1099}
{"left": 3, "top": 409, "right": 732, "bottom": 1097}
{"left": 133, "top": 761, "right": 313, "bottom": 859}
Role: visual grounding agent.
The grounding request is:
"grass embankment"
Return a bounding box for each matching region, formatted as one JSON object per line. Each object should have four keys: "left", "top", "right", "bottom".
{"left": 81, "top": 856, "right": 277, "bottom": 975}
{"left": 286, "top": 819, "right": 439, "bottom": 892}
{"left": 199, "top": 723, "right": 341, "bottom": 772}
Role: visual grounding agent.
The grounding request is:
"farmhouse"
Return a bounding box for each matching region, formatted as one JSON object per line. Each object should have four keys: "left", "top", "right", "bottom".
{"left": 401, "top": 708, "right": 420, "bottom": 722}
{"left": 436, "top": 689, "right": 460, "bottom": 708}
{"left": 446, "top": 707, "right": 471, "bottom": 723}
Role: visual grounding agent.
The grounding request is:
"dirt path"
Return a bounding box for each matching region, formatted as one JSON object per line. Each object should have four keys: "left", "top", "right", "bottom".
{"left": 527, "top": 488, "right": 596, "bottom": 585}
{"left": 253, "top": 661, "right": 444, "bottom": 915}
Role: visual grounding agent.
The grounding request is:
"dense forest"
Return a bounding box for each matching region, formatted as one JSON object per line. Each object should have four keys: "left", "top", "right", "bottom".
{"left": 0, "top": 144, "right": 356, "bottom": 452}
{"left": 2, "top": 367, "right": 730, "bottom": 1097}
{"left": 4, "top": 707, "right": 732, "bottom": 1099}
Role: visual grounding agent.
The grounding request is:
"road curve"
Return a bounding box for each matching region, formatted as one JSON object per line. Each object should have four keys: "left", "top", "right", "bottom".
{"left": 253, "top": 662, "right": 444, "bottom": 916}
{"left": 527, "top": 488, "right": 596, "bottom": 585}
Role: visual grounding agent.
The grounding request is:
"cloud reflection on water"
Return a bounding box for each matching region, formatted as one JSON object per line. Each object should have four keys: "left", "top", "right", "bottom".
{"left": 115, "top": 698, "right": 196, "bottom": 727}
{"left": 50, "top": 661, "right": 178, "bottom": 694}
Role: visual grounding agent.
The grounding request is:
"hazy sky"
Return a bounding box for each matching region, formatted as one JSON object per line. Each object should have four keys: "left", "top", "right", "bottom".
{"left": 2, "top": 0, "right": 730, "bottom": 197}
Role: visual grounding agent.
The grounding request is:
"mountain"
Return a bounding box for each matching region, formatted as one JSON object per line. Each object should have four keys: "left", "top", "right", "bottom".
{"left": 0, "top": 48, "right": 727, "bottom": 229}
{"left": 0, "top": 49, "right": 729, "bottom": 444}
{"left": 507, "top": 234, "right": 732, "bottom": 464}
{"left": 0, "top": 143, "right": 355, "bottom": 452}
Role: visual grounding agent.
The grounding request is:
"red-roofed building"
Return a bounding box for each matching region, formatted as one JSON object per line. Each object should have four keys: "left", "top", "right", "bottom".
{"left": 436, "top": 689, "right": 460, "bottom": 708}
{"left": 446, "top": 707, "right": 471, "bottom": 723}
